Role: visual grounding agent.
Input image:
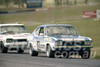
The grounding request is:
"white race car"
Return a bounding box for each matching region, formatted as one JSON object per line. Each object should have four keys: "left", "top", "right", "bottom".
{"left": 0, "top": 24, "right": 30, "bottom": 53}
{"left": 28, "top": 24, "right": 93, "bottom": 59}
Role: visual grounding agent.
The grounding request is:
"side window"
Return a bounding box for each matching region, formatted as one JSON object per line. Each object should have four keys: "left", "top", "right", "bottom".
{"left": 38, "top": 27, "right": 44, "bottom": 36}
{"left": 35, "top": 27, "right": 40, "bottom": 36}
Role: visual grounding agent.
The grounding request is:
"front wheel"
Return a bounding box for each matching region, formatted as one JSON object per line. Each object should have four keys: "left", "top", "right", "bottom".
{"left": 46, "top": 45, "right": 55, "bottom": 58}
{"left": 81, "top": 50, "right": 91, "bottom": 59}
{"left": 0, "top": 42, "right": 8, "bottom": 53}
{"left": 29, "top": 44, "right": 38, "bottom": 56}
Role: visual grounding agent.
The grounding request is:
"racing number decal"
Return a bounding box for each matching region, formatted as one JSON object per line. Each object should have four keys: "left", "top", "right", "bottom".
{"left": 37, "top": 41, "right": 41, "bottom": 50}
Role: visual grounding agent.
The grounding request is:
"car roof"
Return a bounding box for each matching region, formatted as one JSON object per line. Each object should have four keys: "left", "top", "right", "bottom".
{"left": 0, "top": 24, "right": 24, "bottom": 26}
{"left": 39, "top": 24, "right": 73, "bottom": 27}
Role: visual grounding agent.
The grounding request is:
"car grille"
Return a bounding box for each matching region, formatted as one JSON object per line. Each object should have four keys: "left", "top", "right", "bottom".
{"left": 62, "top": 41, "right": 85, "bottom": 46}
{"left": 13, "top": 39, "right": 27, "bottom": 42}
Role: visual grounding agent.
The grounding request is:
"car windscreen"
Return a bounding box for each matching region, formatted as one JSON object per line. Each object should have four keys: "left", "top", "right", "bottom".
{"left": 0, "top": 25, "right": 28, "bottom": 34}
{"left": 46, "top": 26, "right": 78, "bottom": 36}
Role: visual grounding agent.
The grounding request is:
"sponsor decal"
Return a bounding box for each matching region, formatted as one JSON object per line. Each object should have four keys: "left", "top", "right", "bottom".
{"left": 62, "top": 39, "right": 73, "bottom": 41}
{"left": 74, "top": 38, "right": 84, "bottom": 41}
{"left": 13, "top": 35, "right": 27, "bottom": 37}
{"left": 26, "top": 0, "right": 42, "bottom": 8}
{"left": 44, "top": 37, "right": 51, "bottom": 41}
{"left": 83, "top": 10, "right": 97, "bottom": 18}
{"left": 62, "top": 38, "right": 84, "bottom": 41}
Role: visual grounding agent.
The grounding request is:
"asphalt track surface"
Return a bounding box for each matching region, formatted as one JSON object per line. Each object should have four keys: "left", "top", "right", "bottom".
{"left": 0, "top": 50, "right": 100, "bottom": 67}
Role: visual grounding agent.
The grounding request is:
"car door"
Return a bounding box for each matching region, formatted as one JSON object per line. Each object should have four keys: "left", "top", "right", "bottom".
{"left": 36, "top": 27, "right": 45, "bottom": 51}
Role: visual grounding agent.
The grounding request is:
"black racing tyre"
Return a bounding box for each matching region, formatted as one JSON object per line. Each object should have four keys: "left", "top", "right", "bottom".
{"left": 17, "top": 48, "right": 24, "bottom": 53}
{"left": 0, "top": 42, "right": 8, "bottom": 53}
{"left": 46, "top": 45, "right": 55, "bottom": 58}
{"left": 29, "top": 44, "right": 38, "bottom": 56}
{"left": 81, "top": 50, "right": 91, "bottom": 59}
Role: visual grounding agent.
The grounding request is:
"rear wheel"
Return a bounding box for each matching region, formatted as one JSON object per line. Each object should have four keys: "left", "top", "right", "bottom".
{"left": 29, "top": 44, "right": 38, "bottom": 56}
{"left": 17, "top": 48, "right": 24, "bottom": 53}
{"left": 46, "top": 45, "right": 55, "bottom": 58}
{"left": 0, "top": 42, "right": 8, "bottom": 53}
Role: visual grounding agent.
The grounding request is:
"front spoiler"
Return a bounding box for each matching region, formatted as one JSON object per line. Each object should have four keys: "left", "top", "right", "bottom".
{"left": 5, "top": 42, "right": 28, "bottom": 49}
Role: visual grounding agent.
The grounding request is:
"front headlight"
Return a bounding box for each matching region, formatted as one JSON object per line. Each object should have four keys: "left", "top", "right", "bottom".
{"left": 6, "top": 39, "right": 13, "bottom": 43}
{"left": 55, "top": 40, "right": 62, "bottom": 45}
{"left": 85, "top": 41, "right": 93, "bottom": 45}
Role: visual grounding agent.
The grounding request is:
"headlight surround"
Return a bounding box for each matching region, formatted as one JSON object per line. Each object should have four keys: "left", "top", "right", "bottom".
{"left": 85, "top": 41, "right": 93, "bottom": 45}
{"left": 55, "top": 40, "right": 63, "bottom": 45}
{"left": 6, "top": 39, "right": 13, "bottom": 43}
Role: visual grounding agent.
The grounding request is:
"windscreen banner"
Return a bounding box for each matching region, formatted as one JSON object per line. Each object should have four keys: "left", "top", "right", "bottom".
{"left": 26, "top": 0, "right": 42, "bottom": 8}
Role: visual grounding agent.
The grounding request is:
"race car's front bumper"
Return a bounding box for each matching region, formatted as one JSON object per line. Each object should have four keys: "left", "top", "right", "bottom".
{"left": 53, "top": 45, "right": 93, "bottom": 51}
{"left": 5, "top": 42, "right": 28, "bottom": 49}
